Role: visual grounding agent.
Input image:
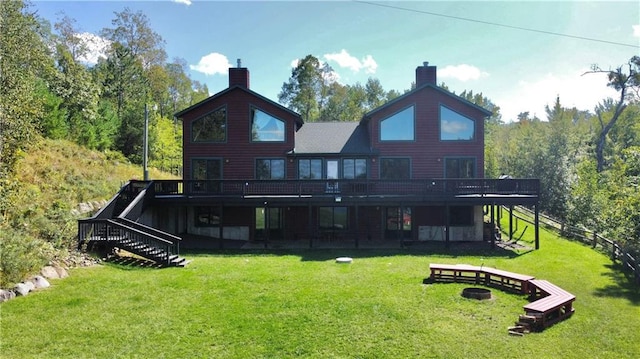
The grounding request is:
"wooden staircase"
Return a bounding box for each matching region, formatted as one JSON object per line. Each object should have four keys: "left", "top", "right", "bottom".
{"left": 78, "top": 181, "right": 188, "bottom": 267}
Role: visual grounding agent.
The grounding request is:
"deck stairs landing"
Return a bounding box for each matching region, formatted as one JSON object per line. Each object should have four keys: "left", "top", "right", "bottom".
{"left": 78, "top": 181, "right": 188, "bottom": 267}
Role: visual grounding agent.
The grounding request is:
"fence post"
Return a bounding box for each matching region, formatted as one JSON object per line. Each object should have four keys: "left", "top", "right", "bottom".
{"left": 592, "top": 231, "right": 597, "bottom": 248}
{"left": 612, "top": 242, "right": 618, "bottom": 261}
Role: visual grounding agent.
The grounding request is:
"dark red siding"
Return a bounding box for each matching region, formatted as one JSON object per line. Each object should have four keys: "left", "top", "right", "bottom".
{"left": 181, "top": 88, "right": 299, "bottom": 180}
{"left": 368, "top": 86, "right": 486, "bottom": 179}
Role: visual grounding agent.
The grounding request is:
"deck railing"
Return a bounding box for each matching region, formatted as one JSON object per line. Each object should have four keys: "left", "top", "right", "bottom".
{"left": 151, "top": 178, "right": 539, "bottom": 198}
{"left": 77, "top": 218, "right": 180, "bottom": 265}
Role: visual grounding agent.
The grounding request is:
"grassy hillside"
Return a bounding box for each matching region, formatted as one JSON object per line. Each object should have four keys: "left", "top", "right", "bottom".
{"left": 0, "top": 138, "right": 178, "bottom": 286}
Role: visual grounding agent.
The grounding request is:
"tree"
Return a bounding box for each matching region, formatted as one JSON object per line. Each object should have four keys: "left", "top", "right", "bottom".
{"left": 100, "top": 7, "right": 166, "bottom": 70}
{"left": 53, "top": 13, "right": 89, "bottom": 63}
{"left": 587, "top": 56, "right": 640, "bottom": 172}
{"left": 0, "top": 0, "right": 51, "bottom": 177}
{"left": 278, "top": 55, "right": 334, "bottom": 122}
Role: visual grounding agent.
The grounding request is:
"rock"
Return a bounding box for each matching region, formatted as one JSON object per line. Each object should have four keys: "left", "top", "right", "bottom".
{"left": 23, "top": 280, "right": 35, "bottom": 292}
{"left": 0, "top": 289, "right": 16, "bottom": 302}
{"left": 55, "top": 266, "right": 69, "bottom": 278}
{"left": 32, "top": 275, "right": 50, "bottom": 289}
{"left": 78, "top": 202, "right": 92, "bottom": 213}
{"left": 14, "top": 283, "right": 30, "bottom": 296}
{"left": 41, "top": 266, "right": 60, "bottom": 279}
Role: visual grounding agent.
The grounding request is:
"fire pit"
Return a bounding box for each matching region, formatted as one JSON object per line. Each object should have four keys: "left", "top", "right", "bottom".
{"left": 461, "top": 287, "right": 492, "bottom": 300}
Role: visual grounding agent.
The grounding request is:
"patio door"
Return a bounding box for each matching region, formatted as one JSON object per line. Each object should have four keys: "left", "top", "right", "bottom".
{"left": 255, "top": 207, "right": 284, "bottom": 240}
{"left": 326, "top": 160, "right": 340, "bottom": 193}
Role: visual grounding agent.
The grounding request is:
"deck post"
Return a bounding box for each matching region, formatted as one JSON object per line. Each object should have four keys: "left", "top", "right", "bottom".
{"left": 264, "top": 202, "right": 269, "bottom": 249}
{"left": 308, "top": 203, "right": 313, "bottom": 248}
{"left": 445, "top": 203, "right": 450, "bottom": 249}
{"left": 534, "top": 204, "right": 540, "bottom": 250}
{"left": 219, "top": 204, "right": 224, "bottom": 249}
{"left": 355, "top": 205, "right": 359, "bottom": 248}
{"left": 490, "top": 204, "right": 496, "bottom": 249}
{"left": 509, "top": 205, "right": 514, "bottom": 240}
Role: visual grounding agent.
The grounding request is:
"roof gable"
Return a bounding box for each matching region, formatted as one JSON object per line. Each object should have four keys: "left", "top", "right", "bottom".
{"left": 362, "top": 83, "right": 492, "bottom": 122}
{"left": 174, "top": 85, "right": 303, "bottom": 127}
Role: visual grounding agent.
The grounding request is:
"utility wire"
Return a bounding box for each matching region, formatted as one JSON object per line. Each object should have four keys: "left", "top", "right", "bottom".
{"left": 354, "top": 1, "right": 640, "bottom": 49}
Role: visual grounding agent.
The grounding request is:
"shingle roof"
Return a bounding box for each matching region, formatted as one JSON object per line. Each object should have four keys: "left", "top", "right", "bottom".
{"left": 293, "top": 122, "right": 372, "bottom": 155}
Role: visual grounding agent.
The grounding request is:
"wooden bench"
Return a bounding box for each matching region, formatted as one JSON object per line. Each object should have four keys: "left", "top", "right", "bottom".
{"left": 523, "top": 279, "right": 575, "bottom": 330}
{"left": 427, "top": 264, "right": 576, "bottom": 333}
{"left": 428, "top": 263, "right": 534, "bottom": 294}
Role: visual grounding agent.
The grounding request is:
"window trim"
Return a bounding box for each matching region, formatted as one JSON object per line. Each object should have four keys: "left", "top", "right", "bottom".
{"left": 250, "top": 106, "right": 286, "bottom": 143}
{"left": 191, "top": 105, "right": 227, "bottom": 143}
{"left": 443, "top": 156, "right": 477, "bottom": 179}
{"left": 379, "top": 105, "right": 416, "bottom": 142}
{"left": 439, "top": 104, "right": 476, "bottom": 142}
{"left": 194, "top": 206, "right": 221, "bottom": 227}
{"left": 379, "top": 157, "right": 412, "bottom": 180}
{"left": 319, "top": 207, "right": 349, "bottom": 230}
{"left": 342, "top": 158, "right": 368, "bottom": 179}
{"left": 191, "top": 157, "right": 223, "bottom": 180}
{"left": 255, "top": 158, "right": 286, "bottom": 180}
{"left": 297, "top": 158, "right": 323, "bottom": 179}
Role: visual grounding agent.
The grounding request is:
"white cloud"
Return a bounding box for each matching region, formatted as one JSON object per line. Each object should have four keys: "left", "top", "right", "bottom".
{"left": 496, "top": 69, "right": 618, "bottom": 122}
{"left": 323, "top": 49, "right": 378, "bottom": 74}
{"left": 76, "top": 32, "right": 110, "bottom": 65}
{"left": 173, "top": 0, "right": 192, "bottom": 5}
{"left": 190, "top": 53, "right": 232, "bottom": 75}
{"left": 633, "top": 24, "right": 640, "bottom": 37}
{"left": 439, "top": 64, "right": 489, "bottom": 82}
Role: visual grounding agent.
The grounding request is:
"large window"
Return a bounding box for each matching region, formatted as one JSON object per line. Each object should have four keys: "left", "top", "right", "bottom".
{"left": 440, "top": 106, "right": 474, "bottom": 141}
{"left": 298, "top": 159, "right": 322, "bottom": 179}
{"left": 380, "top": 106, "right": 415, "bottom": 141}
{"left": 194, "top": 206, "right": 220, "bottom": 227}
{"left": 445, "top": 158, "right": 476, "bottom": 178}
{"left": 192, "top": 158, "right": 222, "bottom": 180}
{"left": 192, "top": 107, "right": 226, "bottom": 142}
{"left": 449, "top": 206, "right": 474, "bottom": 226}
{"left": 343, "top": 159, "right": 367, "bottom": 179}
{"left": 319, "top": 207, "right": 348, "bottom": 230}
{"left": 251, "top": 108, "right": 285, "bottom": 142}
{"left": 385, "top": 207, "right": 412, "bottom": 239}
{"left": 380, "top": 158, "right": 410, "bottom": 179}
{"left": 255, "top": 207, "right": 282, "bottom": 230}
{"left": 256, "top": 159, "right": 285, "bottom": 179}
{"left": 192, "top": 158, "right": 222, "bottom": 192}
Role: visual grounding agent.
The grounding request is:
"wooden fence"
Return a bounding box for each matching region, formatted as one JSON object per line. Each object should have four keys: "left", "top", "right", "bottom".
{"left": 505, "top": 206, "right": 639, "bottom": 285}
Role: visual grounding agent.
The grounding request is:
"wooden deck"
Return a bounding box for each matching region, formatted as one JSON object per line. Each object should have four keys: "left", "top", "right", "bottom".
{"left": 428, "top": 263, "right": 575, "bottom": 332}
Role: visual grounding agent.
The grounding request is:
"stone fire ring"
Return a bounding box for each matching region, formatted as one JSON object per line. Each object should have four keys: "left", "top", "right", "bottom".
{"left": 461, "top": 287, "right": 492, "bottom": 300}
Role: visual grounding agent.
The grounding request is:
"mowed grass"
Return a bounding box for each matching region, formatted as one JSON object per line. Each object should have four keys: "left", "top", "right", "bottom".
{"left": 1, "top": 227, "right": 639, "bottom": 358}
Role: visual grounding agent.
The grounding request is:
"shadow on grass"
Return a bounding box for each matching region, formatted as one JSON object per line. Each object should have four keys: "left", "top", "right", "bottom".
{"left": 102, "top": 253, "right": 165, "bottom": 269}
{"left": 593, "top": 263, "right": 640, "bottom": 305}
{"left": 182, "top": 240, "right": 532, "bottom": 262}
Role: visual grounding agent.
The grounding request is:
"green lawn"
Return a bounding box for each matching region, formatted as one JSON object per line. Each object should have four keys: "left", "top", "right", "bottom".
{"left": 1, "top": 227, "right": 638, "bottom": 358}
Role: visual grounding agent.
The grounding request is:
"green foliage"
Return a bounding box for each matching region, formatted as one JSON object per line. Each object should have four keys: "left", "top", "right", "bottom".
{"left": 0, "top": 138, "right": 178, "bottom": 286}
{"left": 0, "top": 0, "right": 51, "bottom": 177}
{"left": 150, "top": 116, "right": 182, "bottom": 175}
{"left": 0, "top": 229, "right": 52, "bottom": 287}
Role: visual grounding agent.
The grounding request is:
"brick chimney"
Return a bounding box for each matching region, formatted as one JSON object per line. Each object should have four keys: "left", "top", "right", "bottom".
{"left": 416, "top": 61, "right": 437, "bottom": 87}
{"left": 229, "top": 58, "right": 250, "bottom": 88}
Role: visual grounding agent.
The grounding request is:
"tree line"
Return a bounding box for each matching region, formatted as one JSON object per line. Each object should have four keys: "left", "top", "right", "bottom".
{"left": 1, "top": 1, "right": 206, "bottom": 182}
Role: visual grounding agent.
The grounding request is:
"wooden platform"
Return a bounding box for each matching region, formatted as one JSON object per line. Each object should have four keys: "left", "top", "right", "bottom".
{"left": 428, "top": 263, "right": 575, "bottom": 332}
{"left": 428, "top": 263, "right": 534, "bottom": 294}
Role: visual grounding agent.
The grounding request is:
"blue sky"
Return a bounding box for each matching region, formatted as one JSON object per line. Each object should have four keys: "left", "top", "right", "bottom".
{"left": 34, "top": 1, "right": 639, "bottom": 121}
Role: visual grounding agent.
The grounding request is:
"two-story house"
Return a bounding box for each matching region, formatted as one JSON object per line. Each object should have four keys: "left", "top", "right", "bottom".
{"left": 78, "top": 62, "right": 539, "bottom": 262}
